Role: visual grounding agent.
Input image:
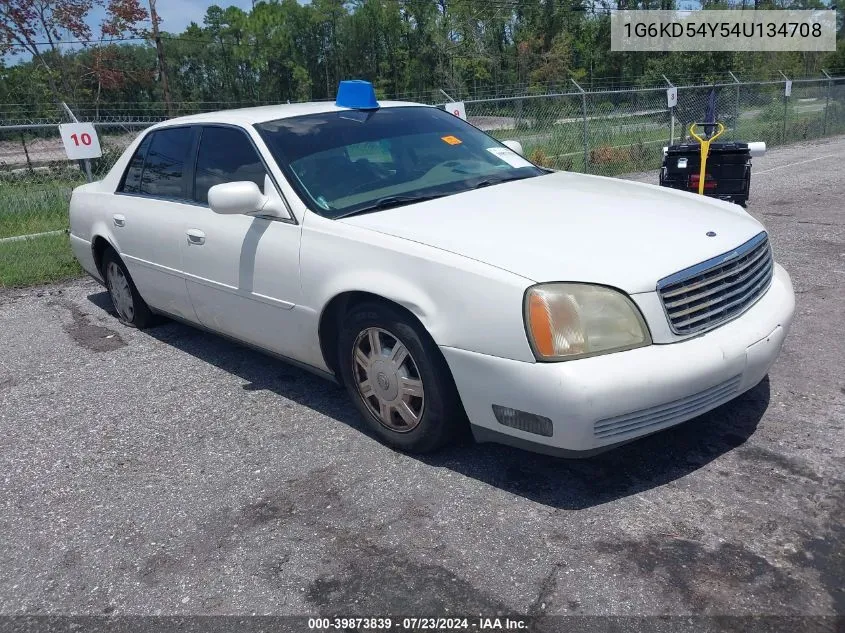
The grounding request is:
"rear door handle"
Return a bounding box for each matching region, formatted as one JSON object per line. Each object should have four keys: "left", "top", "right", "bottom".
{"left": 186, "top": 229, "right": 206, "bottom": 245}
{"left": 113, "top": 214, "right": 126, "bottom": 228}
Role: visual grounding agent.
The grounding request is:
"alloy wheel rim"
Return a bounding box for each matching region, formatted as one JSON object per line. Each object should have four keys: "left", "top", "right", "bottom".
{"left": 106, "top": 262, "right": 135, "bottom": 321}
{"left": 352, "top": 327, "right": 425, "bottom": 433}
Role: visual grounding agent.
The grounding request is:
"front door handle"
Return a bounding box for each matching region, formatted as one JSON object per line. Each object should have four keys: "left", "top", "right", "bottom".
{"left": 186, "top": 229, "right": 206, "bottom": 245}
{"left": 113, "top": 214, "right": 126, "bottom": 228}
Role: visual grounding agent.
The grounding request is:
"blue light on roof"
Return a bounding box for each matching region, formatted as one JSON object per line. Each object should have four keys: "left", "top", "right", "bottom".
{"left": 336, "top": 80, "right": 379, "bottom": 110}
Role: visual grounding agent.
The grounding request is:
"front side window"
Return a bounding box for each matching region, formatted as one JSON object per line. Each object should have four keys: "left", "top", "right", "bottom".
{"left": 193, "top": 126, "right": 267, "bottom": 204}
{"left": 139, "top": 127, "right": 194, "bottom": 199}
{"left": 256, "top": 106, "right": 544, "bottom": 218}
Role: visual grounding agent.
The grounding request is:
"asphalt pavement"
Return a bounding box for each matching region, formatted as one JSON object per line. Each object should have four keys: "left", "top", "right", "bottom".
{"left": 1, "top": 136, "right": 843, "bottom": 619}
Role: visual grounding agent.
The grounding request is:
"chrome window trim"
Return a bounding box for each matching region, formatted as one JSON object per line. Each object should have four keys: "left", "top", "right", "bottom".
{"left": 114, "top": 123, "right": 297, "bottom": 226}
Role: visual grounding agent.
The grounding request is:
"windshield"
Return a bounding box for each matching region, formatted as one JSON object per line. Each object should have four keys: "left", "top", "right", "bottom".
{"left": 255, "top": 106, "right": 545, "bottom": 218}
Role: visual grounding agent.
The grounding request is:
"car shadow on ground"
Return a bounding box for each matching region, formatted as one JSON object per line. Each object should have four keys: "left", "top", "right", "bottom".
{"left": 88, "top": 291, "right": 770, "bottom": 510}
{"left": 424, "top": 382, "right": 769, "bottom": 510}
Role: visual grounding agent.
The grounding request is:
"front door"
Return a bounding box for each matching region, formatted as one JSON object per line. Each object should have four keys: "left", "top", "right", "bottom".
{"left": 179, "top": 125, "right": 302, "bottom": 356}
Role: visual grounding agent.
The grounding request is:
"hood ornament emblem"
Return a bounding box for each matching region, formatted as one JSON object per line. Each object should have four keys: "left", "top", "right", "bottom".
{"left": 706, "top": 231, "right": 717, "bottom": 237}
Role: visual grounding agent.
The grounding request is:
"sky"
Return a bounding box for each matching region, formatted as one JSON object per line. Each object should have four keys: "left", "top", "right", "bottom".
{"left": 3, "top": 1, "right": 262, "bottom": 64}
{"left": 153, "top": 0, "right": 257, "bottom": 32}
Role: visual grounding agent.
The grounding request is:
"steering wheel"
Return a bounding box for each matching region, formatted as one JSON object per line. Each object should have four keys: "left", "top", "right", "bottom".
{"left": 345, "top": 159, "right": 393, "bottom": 196}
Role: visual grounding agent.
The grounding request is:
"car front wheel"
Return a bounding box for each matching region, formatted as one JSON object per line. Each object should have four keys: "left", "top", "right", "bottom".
{"left": 338, "top": 302, "right": 465, "bottom": 453}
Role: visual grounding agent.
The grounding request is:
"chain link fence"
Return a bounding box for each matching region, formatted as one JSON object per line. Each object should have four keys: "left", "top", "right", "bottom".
{"left": 2, "top": 74, "right": 844, "bottom": 286}
{"left": 470, "top": 75, "right": 845, "bottom": 176}
{"left": 0, "top": 118, "right": 147, "bottom": 286}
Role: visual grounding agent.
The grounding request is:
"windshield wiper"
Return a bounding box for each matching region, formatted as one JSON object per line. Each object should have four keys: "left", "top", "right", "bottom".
{"left": 470, "top": 173, "right": 537, "bottom": 190}
{"left": 334, "top": 193, "right": 448, "bottom": 219}
{"left": 334, "top": 174, "right": 538, "bottom": 219}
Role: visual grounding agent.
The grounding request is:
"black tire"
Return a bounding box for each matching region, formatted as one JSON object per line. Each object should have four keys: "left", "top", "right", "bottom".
{"left": 337, "top": 301, "right": 465, "bottom": 453}
{"left": 101, "top": 247, "right": 156, "bottom": 329}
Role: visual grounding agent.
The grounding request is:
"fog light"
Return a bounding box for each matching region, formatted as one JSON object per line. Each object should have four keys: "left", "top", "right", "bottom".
{"left": 492, "top": 405, "right": 553, "bottom": 437}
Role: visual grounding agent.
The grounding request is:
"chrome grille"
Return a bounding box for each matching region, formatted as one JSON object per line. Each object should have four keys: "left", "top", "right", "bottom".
{"left": 657, "top": 232, "right": 773, "bottom": 335}
{"left": 593, "top": 375, "right": 742, "bottom": 440}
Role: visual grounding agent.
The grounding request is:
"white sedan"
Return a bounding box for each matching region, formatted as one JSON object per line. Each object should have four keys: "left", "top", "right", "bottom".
{"left": 69, "top": 81, "right": 795, "bottom": 456}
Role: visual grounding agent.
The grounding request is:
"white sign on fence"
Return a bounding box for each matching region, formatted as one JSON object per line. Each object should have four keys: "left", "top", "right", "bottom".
{"left": 785, "top": 80, "right": 793, "bottom": 97}
{"left": 58, "top": 123, "right": 102, "bottom": 160}
{"left": 445, "top": 101, "right": 467, "bottom": 120}
{"left": 666, "top": 87, "right": 677, "bottom": 108}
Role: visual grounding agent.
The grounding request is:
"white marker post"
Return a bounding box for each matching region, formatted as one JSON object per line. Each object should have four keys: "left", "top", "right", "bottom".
{"left": 59, "top": 123, "right": 102, "bottom": 161}
{"left": 59, "top": 102, "right": 100, "bottom": 182}
{"left": 445, "top": 101, "right": 467, "bottom": 121}
{"left": 779, "top": 73, "right": 792, "bottom": 141}
{"left": 666, "top": 86, "right": 678, "bottom": 145}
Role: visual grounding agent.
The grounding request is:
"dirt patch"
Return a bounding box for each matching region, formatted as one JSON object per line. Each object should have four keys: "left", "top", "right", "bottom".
{"left": 49, "top": 299, "right": 125, "bottom": 352}
{"left": 797, "top": 484, "right": 845, "bottom": 614}
{"left": 595, "top": 537, "right": 805, "bottom": 614}
{"left": 137, "top": 467, "right": 342, "bottom": 585}
{"left": 306, "top": 540, "right": 511, "bottom": 616}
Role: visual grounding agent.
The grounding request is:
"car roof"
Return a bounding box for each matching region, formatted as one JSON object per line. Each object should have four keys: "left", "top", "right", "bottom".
{"left": 148, "top": 100, "right": 426, "bottom": 130}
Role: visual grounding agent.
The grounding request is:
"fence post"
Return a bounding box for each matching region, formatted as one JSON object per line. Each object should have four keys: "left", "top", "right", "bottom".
{"left": 729, "top": 71, "right": 741, "bottom": 138}
{"left": 821, "top": 69, "right": 833, "bottom": 136}
{"left": 20, "top": 134, "right": 33, "bottom": 173}
{"left": 571, "top": 79, "right": 589, "bottom": 173}
{"left": 61, "top": 102, "right": 94, "bottom": 183}
{"left": 439, "top": 88, "right": 456, "bottom": 102}
{"left": 779, "top": 71, "right": 790, "bottom": 144}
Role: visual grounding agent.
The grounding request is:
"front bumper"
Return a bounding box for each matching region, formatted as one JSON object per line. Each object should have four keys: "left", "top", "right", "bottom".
{"left": 441, "top": 263, "right": 795, "bottom": 456}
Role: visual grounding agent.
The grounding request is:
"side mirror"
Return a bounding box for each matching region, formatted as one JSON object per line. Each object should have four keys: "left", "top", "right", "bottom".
{"left": 501, "top": 140, "right": 524, "bottom": 156}
{"left": 208, "top": 181, "right": 265, "bottom": 215}
{"left": 207, "top": 176, "right": 291, "bottom": 220}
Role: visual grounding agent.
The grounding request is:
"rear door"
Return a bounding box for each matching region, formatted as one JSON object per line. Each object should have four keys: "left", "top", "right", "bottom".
{"left": 114, "top": 126, "right": 198, "bottom": 321}
{"left": 180, "top": 124, "right": 303, "bottom": 355}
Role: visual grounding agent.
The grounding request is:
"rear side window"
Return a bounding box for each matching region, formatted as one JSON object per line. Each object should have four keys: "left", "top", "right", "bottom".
{"left": 139, "top": 127, "right": 194, "bottom": 198}
{"left": 193, "top": 126, "right": 267, "bottom": 204}
{"left": 119, "top": 134, "right": 151, "bottom": 193}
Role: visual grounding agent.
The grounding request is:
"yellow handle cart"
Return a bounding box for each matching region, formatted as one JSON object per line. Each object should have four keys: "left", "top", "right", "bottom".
{"left": 688, "top": 122, "right": 726, "bottom": 195}
{"left": 659, "top": 122, "right": 756, "bottom": 207}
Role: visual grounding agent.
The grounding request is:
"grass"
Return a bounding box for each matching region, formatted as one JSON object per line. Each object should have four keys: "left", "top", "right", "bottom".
{"left": 0, "top": 178, "right": 81, "bottom": 288}
{"left": 0, "top": 181, "right": 76, "bottom": 239}
{"left": 0, "top": 232, "right": 82, "bottom": 288}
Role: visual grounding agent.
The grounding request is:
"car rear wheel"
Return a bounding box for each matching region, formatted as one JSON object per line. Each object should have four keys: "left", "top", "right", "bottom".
{"left": 102, "top": 248, "right": 155, "bottom": 329}
{"left": 338, "top": 301, "right": 465, "bottom": 453}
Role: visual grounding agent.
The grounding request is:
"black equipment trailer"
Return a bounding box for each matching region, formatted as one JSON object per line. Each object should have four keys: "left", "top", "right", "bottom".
{"left": 659, "top": 140, "right": 753, "bottom": 207}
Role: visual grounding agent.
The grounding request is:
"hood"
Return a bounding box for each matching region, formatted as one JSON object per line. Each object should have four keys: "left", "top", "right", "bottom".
{"left": 339, "top": 171, "right": 765, "bottom": 294}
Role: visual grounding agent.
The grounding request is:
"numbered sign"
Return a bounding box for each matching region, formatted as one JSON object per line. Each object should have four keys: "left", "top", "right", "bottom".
{"left": 445, "top": 101, "right": 467, "bottom": 120}
{"left": 784, "top": 80, "right": 792, "bottom": 97}
{"left": 58, "top": 123, "right": 102, "bottom": 159}
{"left": 666, "top": 87, "right": 677, "bottom": 108}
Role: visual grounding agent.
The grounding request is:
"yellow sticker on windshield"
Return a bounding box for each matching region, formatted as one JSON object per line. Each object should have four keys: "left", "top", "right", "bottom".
{"left": 441, "top": 135, "right": 462, "bottom": 145}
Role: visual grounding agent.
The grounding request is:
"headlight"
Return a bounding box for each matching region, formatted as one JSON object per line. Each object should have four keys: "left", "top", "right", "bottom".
{"left": 524, "top": 283, "right": 651, "bottom": 361}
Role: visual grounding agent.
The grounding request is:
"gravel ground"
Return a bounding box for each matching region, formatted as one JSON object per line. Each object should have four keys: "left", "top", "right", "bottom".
{"left": 0, "top": 136, "right": 843, "bottom": 620}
